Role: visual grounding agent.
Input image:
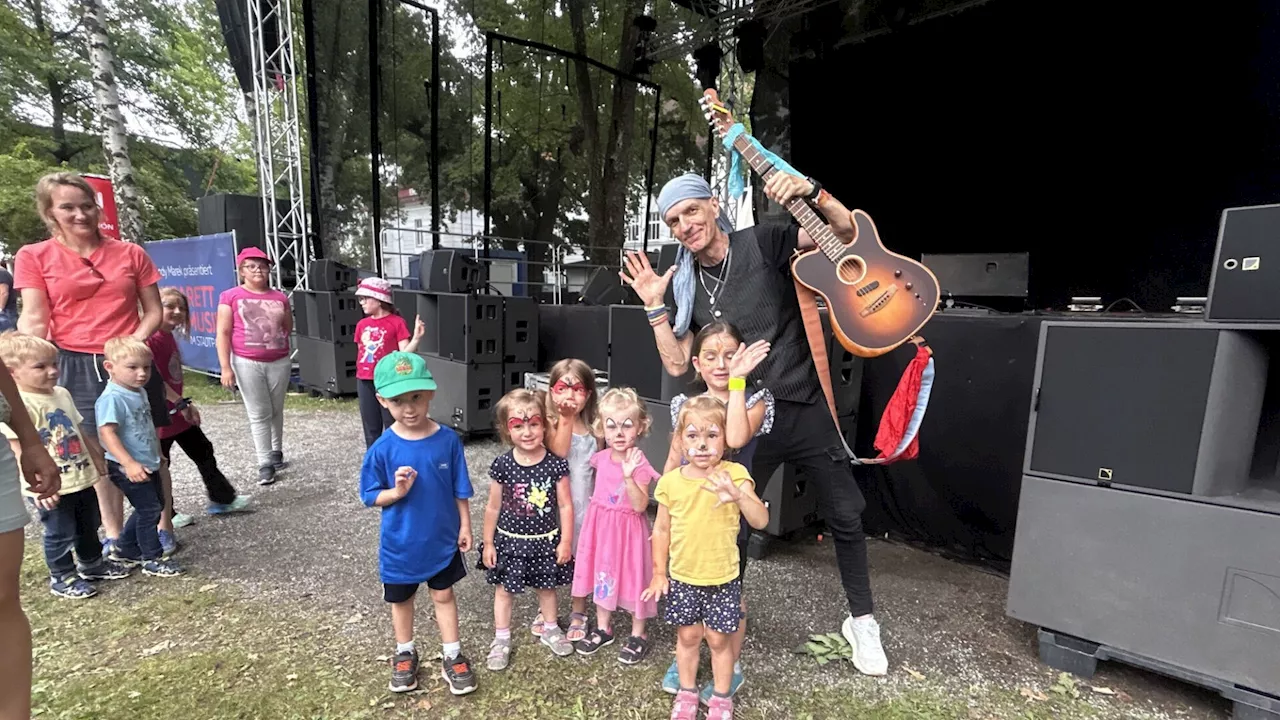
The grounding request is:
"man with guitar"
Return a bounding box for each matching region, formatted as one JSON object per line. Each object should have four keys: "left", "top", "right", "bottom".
{"left": 619, "top": 170, "right": 890, "bottom": 678}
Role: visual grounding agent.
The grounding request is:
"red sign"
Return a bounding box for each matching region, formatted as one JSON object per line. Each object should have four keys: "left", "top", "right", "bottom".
{"left": 82, "top": 173, "right": 120, "bottom": 241}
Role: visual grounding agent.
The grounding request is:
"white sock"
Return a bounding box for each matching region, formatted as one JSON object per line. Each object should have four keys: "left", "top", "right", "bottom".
{"left": 396, "top": 640, "right": 415, "bottom": 654}
{"left": 733, "top": 660, "right": 742, "bottom": 675}
{"left": 443, "top": 641, "right": 461, "bottom": 660}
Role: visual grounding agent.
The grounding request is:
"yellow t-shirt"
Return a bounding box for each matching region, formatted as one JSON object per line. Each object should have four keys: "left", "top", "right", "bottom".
{"left": 653, "top": 461, "right": 755, "bottom": 586}
{"left": 0, "top": 387, "right": 99, "bottom": 497}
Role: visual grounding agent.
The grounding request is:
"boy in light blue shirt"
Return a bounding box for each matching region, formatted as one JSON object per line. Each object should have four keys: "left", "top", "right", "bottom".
{"left": 96, "top": 336, "right": 181, "bottom": 577}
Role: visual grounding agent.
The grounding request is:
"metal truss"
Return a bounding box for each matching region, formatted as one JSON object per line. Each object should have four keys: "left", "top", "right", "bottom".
{"left": 248, "top": 0, "right": 310, "bottom": 293}
{"left": 648, "top": 0, "right": 843, "bottom": 62}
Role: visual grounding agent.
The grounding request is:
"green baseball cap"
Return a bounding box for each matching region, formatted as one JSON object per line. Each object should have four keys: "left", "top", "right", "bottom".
{"left": 373, "top": 351, "right": 437, "bottom": 398}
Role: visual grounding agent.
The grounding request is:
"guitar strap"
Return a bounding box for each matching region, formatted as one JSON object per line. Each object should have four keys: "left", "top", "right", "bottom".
{"left": 792, "top": 274, "right": 855, "bottom": 457}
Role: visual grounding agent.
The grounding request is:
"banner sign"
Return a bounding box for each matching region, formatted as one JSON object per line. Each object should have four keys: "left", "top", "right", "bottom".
{"left": 144, "top": 232, "right": 238, "bottom": 374}
{"left": 81, "top": 174, "right": 120, "bottom": 241}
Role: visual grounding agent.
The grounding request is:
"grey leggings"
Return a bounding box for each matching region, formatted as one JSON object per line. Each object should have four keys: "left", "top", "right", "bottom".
{"left": 231, "top": 355, "right": 290, "bottom": 468}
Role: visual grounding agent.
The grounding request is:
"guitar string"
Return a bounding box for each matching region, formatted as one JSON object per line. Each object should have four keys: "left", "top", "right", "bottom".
{"left": 734, "top": 138, "right": 843, "bottom": 259}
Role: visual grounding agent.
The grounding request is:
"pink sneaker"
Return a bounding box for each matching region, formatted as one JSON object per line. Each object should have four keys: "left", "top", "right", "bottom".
{"left": 670, "top": 689, "right": 699, "bottom": 720}
{"left": 706, "top": 694, "right": 734, "bottom": 719}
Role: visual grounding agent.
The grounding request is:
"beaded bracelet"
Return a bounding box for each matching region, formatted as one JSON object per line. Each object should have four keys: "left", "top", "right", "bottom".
{"left": 649, "top": 312, "right": 669, "bottom": 327}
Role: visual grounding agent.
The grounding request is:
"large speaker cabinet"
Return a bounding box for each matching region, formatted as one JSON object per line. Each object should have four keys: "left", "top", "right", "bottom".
{"left": 1206, "top": 203, "right": 1280, "bottom": 323}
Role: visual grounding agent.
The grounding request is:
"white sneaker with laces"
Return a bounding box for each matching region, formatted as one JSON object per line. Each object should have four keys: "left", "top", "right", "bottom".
{"left": 842, "top": 614, "right": 888, "bottom": 676}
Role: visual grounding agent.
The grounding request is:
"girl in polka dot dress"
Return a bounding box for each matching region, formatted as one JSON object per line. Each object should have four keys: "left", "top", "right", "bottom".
{"left": 480, "top": 389, "right": 576, "bottom": 669}
{"left": 643, "top": 396, "right": 769, "bottom": 720}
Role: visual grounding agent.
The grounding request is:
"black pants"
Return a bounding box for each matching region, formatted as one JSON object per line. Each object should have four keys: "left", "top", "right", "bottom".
{"left": 33, "top": 487, "right": 103, "bottom": 578}
{"left": 160, "top": 425, "right": 238, "bottom": 506}
{"left": 357, "top": 379, "right": 393, "bottom": 448}
{"left": 746, "top": 399, "right": 873, "bottom": 617}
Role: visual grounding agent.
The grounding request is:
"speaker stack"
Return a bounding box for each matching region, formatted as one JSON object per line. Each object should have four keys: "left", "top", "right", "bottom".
{"left": 293, "top": 259, "right": 363, "bottom": 397}
{"left": 391, "top": 250, "right": 539, "bottom": 436}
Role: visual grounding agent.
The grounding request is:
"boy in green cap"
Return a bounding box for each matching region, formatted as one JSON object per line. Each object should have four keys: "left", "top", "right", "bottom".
{"left": 359, "top": 351, "right": 476, "bottom": 695}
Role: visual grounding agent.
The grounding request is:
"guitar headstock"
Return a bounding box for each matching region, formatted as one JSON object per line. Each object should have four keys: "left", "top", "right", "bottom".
{"left": 698, "top": 89, "right": 735, "bottom": 139}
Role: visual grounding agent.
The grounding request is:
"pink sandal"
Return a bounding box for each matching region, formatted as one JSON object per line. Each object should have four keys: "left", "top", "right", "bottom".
{"left": 531, "top": 612, "right": 546, "bottom": 637}
{"left": 566, "top": 612, "right": 588, "bottom": 643}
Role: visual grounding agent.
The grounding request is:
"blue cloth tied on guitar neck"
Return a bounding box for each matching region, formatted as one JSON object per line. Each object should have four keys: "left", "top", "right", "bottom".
{"left": 722, "top": 123, "right": 804, "bottom": 199}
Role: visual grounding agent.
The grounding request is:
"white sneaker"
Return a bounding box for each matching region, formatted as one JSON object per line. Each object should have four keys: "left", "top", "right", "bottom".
{"left": 842, "top": 614, "right": 888, "bottom": 676}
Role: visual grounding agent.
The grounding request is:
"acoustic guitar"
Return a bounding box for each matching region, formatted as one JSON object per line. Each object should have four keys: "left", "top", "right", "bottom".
{"left": 700, "top": 89, "right": 939, "bottom": 358}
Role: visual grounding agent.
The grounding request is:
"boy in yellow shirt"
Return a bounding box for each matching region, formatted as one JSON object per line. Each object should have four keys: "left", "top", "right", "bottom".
{"left": 0, "top": 333, "right": 131, "bottom": 598}
{"left": 642, "top": 395, "right": 769, "bottom": 720}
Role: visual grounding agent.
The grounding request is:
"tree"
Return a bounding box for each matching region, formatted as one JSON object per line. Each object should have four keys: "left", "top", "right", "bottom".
{"left": 84, "top": 0, "right": 144, "bottom": 243}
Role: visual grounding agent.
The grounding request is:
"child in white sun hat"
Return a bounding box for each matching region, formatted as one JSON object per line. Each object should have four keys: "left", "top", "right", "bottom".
{"left": 353, "top": 278, "right": 426, "bottom": 448}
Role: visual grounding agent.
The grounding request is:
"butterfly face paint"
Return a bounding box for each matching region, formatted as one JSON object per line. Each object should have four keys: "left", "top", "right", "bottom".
{"left": 681, "top": 419, "right": 724, "bottom": 469}
{"left": 506, "top": 409, "right": 545, "bottom": 451}
{"left": 603, "top": 410, "right": 640, "bottom": 454}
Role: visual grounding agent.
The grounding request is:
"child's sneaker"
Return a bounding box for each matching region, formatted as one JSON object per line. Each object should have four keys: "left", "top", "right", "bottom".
{"left": 50, "top": 574, "right": 96, "bottom": 599}
{"left": 705, "top": 694, "right": 734, "bottom": 720}
{"left": 78, "top": 559, "right": 133, "bottom": 582}
{"left": 441, "top": 654, "right": 477, "bottom": 695}
{"left": 388, "top": 649, "right": 419, "bottom": 693}
{"left": 486, "top": 639, "right": 511, "bottom": 671}
{"left": 576, "top": 627, "right": 614, "bottom": 656}
{"left": 258, "top": 465, "right": 277, "bottom": 486}
{"left": 142, "top": 559, "right": 183, "bottom": 577}
{"left": 208, "top": 495, "right": 252, "bottom": 515}
{"left": 700, "top": 669, "right": 746, "bottom": 705}
{"left": 270, "top": 451, "right": 289, "bottom": 471}
{"left": 540, "top": 626, "right": 573, "bottom": 657}
{"left": 172, "top": 513, "right": 196, "bottom": 528}
{"left": 661, "top": 660, "right": 680, "bottom": 694}
{"left": 101, "top": 537, "right": 117, "bottom": 558}
{"left": 158, "top": 530, "right": 179, "bottom": 557}
{"left": 669, "top": 689, "right": 699, "bottom": 720}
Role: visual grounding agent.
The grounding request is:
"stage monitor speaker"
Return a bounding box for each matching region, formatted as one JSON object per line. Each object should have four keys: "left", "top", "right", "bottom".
{"left": 537, "top": 305, "right": 610, "bottom": 371}
{"left": 920, "top": 252, "right": 1029, "bottom": 298}
{"left": 503, "top": 296, "right": 538, "bottom": 363}
{"left": 308, "top": 259, "right": 358, "bottom": 292}
{"left": 296, "top": 336, "right": 357, "bottom": 396}
{"left": 391, "top": 290, "right": 440, "bottom": 355}
{"left": 608, "top": 305, "right": 695, "bottom": 402}
{"left": 198, "top": 193, "right": 299, "bottom": 286}
{"left": 762, "top": 463, "right": 820, "bottom": 538}
{"left": 1206, "top": 203, "right": 1280, "bottom": 323}
{"left": 580, "top": 267, "right": 632, "bottom": 306}
{"left": 436, "top": 293, "right": 502, "bottom": 364}
{"left": 820, "top": 308, "right": 864, "bottom": 418}
{"left": 1025, "top": 322, "right": 1267, "bottom": 498}
{"left": 420, "top": 250, "right": 486, "bottom": 293}
{"left": 298, "top": 291, "right": 363, "bottom": 342}
{"left": 422, "top": 354, "right": 502, "bottom": 434}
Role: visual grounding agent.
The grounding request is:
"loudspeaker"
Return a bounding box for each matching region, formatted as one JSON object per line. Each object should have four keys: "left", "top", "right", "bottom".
{"left": 761, "top": 463, "right": 820, "bottom": 538}
{"left": 296, "top": 336, "right": 357, "bottom": 396}
{"left": 421, "top": 355, "right": 502, "bottom": 434}
{"left": 608, "top": 305, "right": 695, "bottom": 402}
{"left": 537, "top": 305, "right": 610, "bottom": 371}
{"left": 197, "top": 193, "right": 298, "bottom": 286}
{"left": 637, "top": 399, "right": 672, "bottom": 473}
{"left": 292, "top": 298, "right": 310, "bottom": 338}
{"left": 503, "top": 362, "right": 535, "bottom": 394}
{"left": 820, "top": 308, "right": 864, "bottom": 418}
{"left": 920, "top": 252, "right": 1029, "bottom": 298}
{"left": 298, "top": 291, "right": 363, "bottom": 342}
{"left": 420, "top": 250, "right": 486, "bottom": 293}
{"left": 308, "top": 259, "right": 358, "bottom": 292}
{"left": 1026, "top": 322, "right": 1267, "bottom": 497}
{"left": 1206, "top": 204, "right": 1280, "bottom": 323}
{"left": 580, "top": 267, "right": 632, "bottom": 306}
{"left": 391, "top": 290, "right": 440, "bottom": 355}
{"left": 436, "top": 293, "right": 502, "bottom": 364}
{"left": 503, "top": 296, "right": 538, "bottom": 363}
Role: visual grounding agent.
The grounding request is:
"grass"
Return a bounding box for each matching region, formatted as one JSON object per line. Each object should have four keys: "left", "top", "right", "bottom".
{"left": 20, "top": 543, "right": 1114, "bottom": 720}
{"left": 182, "top": 369, "right": 355, "bottom": 412}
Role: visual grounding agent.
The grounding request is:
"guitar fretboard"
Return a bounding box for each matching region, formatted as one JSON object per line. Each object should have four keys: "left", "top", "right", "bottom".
{"left": 731, "top": 133, "right": 846, "bottom": 261}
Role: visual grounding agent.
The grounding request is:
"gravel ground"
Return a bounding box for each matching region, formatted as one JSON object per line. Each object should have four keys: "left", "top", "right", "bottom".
{"left": 51, "top": 402, "right": 1230, "bottom": 719}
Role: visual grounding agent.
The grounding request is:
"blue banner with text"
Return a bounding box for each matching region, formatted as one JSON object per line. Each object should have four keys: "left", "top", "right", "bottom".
{"left": 144, "top": 233, "right": 238, "bottom": 374}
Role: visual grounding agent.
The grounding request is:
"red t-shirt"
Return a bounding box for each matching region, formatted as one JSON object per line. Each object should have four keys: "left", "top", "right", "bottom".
{"left": 13, "top": 238, "right": 162, "bottom": 354}
{"left": 354, "top": 314, "right": 410, "bottom": 380}
{"left": 145, "top": 330, "right": 190, "bottom": 439}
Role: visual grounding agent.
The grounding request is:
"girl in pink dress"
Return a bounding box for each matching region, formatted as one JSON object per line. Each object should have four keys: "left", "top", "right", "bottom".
{"left": 570, "top": 387, "right": 659, "bottom": 664}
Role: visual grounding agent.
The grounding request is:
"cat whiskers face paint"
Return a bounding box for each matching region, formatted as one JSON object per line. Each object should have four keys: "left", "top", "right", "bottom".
{"left": 682, "top": 420, "right": 724, "bottom": 469}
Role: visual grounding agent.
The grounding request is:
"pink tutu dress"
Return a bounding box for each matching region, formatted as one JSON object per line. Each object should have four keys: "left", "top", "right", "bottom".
{"left": 571, "top": 448, "right": 659, "bottom": 619}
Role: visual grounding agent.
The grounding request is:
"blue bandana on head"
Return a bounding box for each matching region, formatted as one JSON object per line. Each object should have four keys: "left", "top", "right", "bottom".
{"left": 656, "top": 173, "right": 735, "bottom": 337}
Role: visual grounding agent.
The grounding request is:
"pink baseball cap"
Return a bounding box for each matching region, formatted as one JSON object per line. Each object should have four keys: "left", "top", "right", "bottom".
{"left": 354, "top": 277, "right": 393, "bottom": 304}
{"left": 236, "top": 246, "right": 272, "bottom": 266}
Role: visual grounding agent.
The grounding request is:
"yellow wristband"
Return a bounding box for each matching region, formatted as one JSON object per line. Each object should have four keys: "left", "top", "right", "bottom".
{"left": 728, "top": 377, "right": 747, "bottom": 391}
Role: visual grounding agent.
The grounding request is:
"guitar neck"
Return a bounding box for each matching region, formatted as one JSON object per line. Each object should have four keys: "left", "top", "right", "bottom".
{"left": 730, "top": 132, "right": 845, "bottom": 261}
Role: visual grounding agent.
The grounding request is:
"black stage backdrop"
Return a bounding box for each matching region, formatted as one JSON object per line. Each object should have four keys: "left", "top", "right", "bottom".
{"left": 786, "top": 0, "right": 1280, "bottom": 569}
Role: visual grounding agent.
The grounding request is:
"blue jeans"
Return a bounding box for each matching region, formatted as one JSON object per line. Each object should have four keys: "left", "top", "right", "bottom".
{"left": 107, "top": 462, "right": 163, "bottom": 561}
{"left": 32, "top": 487, "right": 104, "bottom": 578}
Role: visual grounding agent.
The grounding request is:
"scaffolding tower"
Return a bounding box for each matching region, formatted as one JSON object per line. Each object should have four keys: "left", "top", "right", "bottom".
{"left": 248, "top": 0, "right": 310, "bottom": 293}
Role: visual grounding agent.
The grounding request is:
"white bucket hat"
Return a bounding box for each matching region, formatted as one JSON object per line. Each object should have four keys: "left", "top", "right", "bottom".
{"left": 354, "top": 277, "right": 393, "bottom": 304}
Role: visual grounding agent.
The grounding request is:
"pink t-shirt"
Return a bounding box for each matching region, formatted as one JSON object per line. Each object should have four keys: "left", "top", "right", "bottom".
{"left": 13, "top": 238, "right": 162, "bottom": 354}
{"left": 354, "top": 314, "right": 410, "bottom": 380}
{"left": 589, "top": 448, "right": 659, "bottom": 515}
{"left": 218, "top": 286, "right": 291, "bottom": 362}
{"left": 146, "top": 330, "right": 190, "bottom": 440}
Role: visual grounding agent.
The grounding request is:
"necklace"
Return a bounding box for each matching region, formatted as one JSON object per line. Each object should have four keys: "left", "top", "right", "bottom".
{"left": 698, "top": 245, "right": 732, "bottom": 306}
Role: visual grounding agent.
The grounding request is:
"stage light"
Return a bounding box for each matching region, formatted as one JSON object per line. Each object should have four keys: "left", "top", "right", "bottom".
{"left": 693, "top": 43, "right": 723, "bottom": 89}
{"left": 734, "top": 20, "right": 766, "bottom": 73}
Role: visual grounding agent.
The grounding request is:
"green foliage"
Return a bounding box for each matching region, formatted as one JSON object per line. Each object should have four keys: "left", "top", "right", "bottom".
{"left": 0, "top": 139, "right": 66, "bottom": 253}
{"left": 793, "top": 631, "right": 855, "bottom": 665}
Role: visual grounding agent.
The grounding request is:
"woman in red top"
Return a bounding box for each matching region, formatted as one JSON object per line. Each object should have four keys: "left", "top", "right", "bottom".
{"left": 15, "top": 172, "right": 167, "bottom": 554}
{"left": 352, "top": 277, "right": 425, "bottom": 447}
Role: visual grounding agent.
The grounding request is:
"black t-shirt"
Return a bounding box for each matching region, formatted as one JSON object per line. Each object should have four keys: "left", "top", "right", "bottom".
{"left": 0, "top": 268, "right": 16, "bottom": 316}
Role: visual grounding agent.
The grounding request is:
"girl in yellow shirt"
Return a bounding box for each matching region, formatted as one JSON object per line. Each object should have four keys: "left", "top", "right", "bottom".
{"left": 642, "top": 395, "right": 769, "bottom": 720}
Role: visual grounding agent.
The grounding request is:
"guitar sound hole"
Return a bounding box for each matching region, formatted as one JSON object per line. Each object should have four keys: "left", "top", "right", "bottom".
{"left": 835, "top": 256, "right": 865, "bottom": 284}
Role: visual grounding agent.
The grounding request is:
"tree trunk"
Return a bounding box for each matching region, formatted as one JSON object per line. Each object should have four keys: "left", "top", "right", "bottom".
{"left": 83, "top": 0, "right": 144, "bottom": 243}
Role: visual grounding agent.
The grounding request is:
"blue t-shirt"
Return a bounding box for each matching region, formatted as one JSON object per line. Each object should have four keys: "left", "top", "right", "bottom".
{"left": 95, "top": 381, "right": 161, "bottom": 471}
{"left": 359, "top": 425, "right": 474, "bottom": 584}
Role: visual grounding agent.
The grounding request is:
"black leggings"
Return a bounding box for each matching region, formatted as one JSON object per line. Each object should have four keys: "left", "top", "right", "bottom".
{"left": 160, "top": 425, "right": 237, "bottom": 506}
{"left": 745, "top": 399, "right": 873, "bottom": 617}
{"left": 357, "top": 379, "right": 393, "bottom": 448}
